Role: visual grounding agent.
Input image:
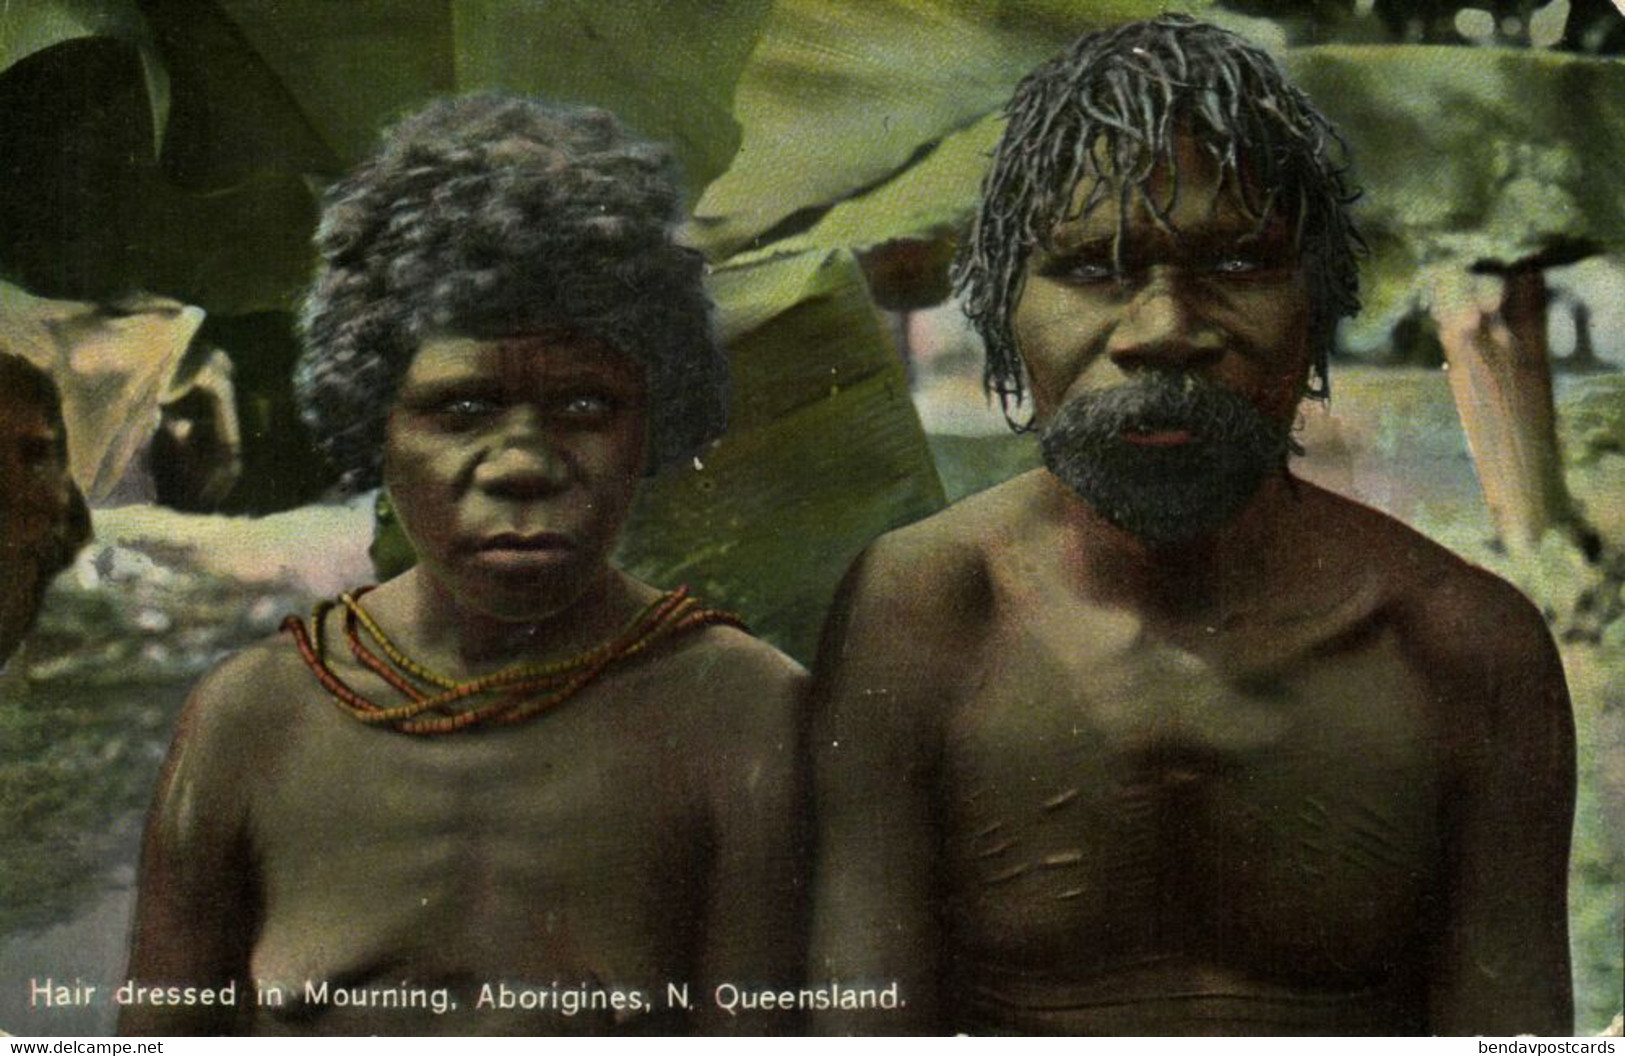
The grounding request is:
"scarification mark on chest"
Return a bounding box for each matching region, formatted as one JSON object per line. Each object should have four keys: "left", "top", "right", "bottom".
{"left": 1043, "top": 788, "right": 1080, "bottom": 810}
{"left": 984, "top": 862, "right": 1032, "bottom": 886}
{"left": 974, "top": 838, "right": 1015, "bottom": 860}
{"left": 1040, "top": 850, "right": 1084, "bottom": 868}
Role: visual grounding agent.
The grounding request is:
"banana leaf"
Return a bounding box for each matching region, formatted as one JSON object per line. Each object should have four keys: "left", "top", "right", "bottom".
{"left": 723, "top": 41, "right": 1625, "bottom": 332}
{"left": 619, "top": 250, "right": 945, "bottom": 663}
{"left": 1, "top": 0, "right": 775, "bottom": 305}
{"left": 1285, "top": 45, "right": 1625, "bottom": 343}
{"left": 0, "top": 0, "right": 168, "bottom": 151}
{"left": 152, "top": 0, "right": 773, "bottom": 203}
{"left": 0, "top": 24, "right": 319, "bottom": 309}
{"left": 691, "top": 0, "right": 1214, "bottom": 260}
{"left": 728, "top": 112, "right": 1004, "bottom": 267}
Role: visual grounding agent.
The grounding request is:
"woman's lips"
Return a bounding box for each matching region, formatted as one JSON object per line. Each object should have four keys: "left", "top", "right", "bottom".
{"left": 469, "top": 532, "right": 576, "bottom": 572}
{"left": 477, "top": 532, "right": 574, "bottom": 551}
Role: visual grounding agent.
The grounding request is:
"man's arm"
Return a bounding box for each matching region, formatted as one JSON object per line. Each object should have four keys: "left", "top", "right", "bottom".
{"left": 1422, "top": 573, "right": 1576, "bottom": 1036}
{"left": 120, "top": 653, "right": 266, "bottom": 1035}
{"left": 685, "top": 633, "right": 808, "bottom": 1034}
{"left": 806, "top": 536, "right": 984, "bottom": 1035}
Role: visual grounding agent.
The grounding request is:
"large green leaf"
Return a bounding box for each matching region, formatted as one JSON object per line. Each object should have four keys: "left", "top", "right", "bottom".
{"left": 453, "top": 0, "right": 773, "bottom": 205}
{"left": 714, "top": 7, "right": 1282, "bottom": 298}
{"left": 0, "top": 33, "right": 318, "bottom": 309}
{"left": 205, "top": 1, "right": 457, "bottom": 168}
{"left": 0, "top": 0, "right": 167, "bottom": 153}
{"left": 141, "top": 0, "right": 339, "bottom": 188}
{"left": 195, "top": 0, "right": 771, "bottom": 202}
{"left": 6, "top": 1, "right": 776, "bottom": 307}
{"left": 1285, "top": 45, "right": 1625, "bottom": 337}
{"left": 740, "top": 112, "right": 1002, "bottom": 263}
{"left": 617, "top": 250, "right": 946, "bottom": 663}
{"left": 691, "top": 0, "right": 1213, "bottom": 259}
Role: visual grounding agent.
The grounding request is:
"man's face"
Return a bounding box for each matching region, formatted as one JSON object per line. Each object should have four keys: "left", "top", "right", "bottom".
{"left": 1010, "top": 136, "right": 1313, "bottom": 544}
{"left": 383, "top": 333, "right": 648, "bottom": 623}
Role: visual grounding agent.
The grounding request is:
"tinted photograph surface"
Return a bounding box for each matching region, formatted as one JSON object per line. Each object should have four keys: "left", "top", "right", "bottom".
{"left": 0, "top": 0, "right": 1620, "bottom": 1038}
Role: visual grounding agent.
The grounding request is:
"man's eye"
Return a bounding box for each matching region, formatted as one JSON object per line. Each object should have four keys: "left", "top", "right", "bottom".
{"left": 559, "top": 393, "right": 614, "bottom": 417}
{"left": 1071, "top": 262, "right": 1115, "bottom": 283}
{"left": 1044, "top": 257, "right": 1115, "bottom": 284}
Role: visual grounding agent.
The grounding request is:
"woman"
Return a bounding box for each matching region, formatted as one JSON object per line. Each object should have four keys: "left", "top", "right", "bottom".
{"left": 122, "top": 96, "right": 805, "bottom": 1036}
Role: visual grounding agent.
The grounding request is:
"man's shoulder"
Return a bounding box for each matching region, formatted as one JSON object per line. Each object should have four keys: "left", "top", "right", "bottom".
{"left": 1397, "top": 548, "right": 1559, "bottom": 684}
{"left": 1303, "top": 484, "right": 1556, "bottom": 669}
{"left": 842, "top": 470, "right": 1040, "bottom": 607}
{"left": 811, "top": 474, "right": 1037, "bottom": 690}
{"left": 915, "top": 467, "right": 1048, "bottom": 543}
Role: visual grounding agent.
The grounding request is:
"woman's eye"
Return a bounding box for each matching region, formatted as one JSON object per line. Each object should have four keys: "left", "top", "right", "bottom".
{"left": 438, "top": 396, "right": 498, "bottom": 417}
{"left": 1214, "top": 255, "right": 1259, "bottom": 275}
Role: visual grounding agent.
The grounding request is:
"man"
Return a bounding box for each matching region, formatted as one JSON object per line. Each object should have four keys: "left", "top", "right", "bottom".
{"left": 0, "top": 351, "right": 91, "bottom": 666}
{"left": 121, "top": 96, "right": 804, "bottom": 1035}
{"left": 808, "top": 16, "right": 1574, "bottom": 1036}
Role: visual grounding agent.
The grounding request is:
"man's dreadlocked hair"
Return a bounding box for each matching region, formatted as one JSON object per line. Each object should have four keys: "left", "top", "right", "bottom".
{"left": 954, "top": 14, "right": 1362, "bottom": 426}
{"left": 296, "top": 94, "right": 726, "bottom": 490}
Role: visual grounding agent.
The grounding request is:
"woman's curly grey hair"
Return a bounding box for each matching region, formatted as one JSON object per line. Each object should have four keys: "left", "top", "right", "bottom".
{"left": 954, "top": 14, "right": 1364, "bottom": 429}
{"left": 295, "top": 94, "right": 726, "bottom": 490}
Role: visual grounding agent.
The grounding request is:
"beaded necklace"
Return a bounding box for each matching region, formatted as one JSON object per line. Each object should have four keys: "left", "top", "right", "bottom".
{"left": 281, "top": 585, "right": 745, "bottom": 735}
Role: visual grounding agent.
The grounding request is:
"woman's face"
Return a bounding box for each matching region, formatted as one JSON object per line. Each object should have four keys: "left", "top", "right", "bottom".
{"left": 382, "top": 332, "right": 648, "bottom": 624}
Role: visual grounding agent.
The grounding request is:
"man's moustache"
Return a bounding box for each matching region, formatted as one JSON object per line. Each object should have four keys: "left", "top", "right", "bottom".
{"left": 1037, "top": 372, "right": 1295, "bottom": 545}
{"left": 1045, "top": 372, "right": 1291, "bottom": 447}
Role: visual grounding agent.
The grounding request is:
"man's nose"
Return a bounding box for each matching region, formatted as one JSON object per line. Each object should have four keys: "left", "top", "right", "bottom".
{"left": 1106, "top": 268, "right": 1224, "bottom": 370}
{"left": 473, "top": 407, "right": 570, "bottom": 496}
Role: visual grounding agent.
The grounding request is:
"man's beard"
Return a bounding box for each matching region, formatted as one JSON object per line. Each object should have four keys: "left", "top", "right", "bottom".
{"left": 1038, "top": 373, "right": 1295, "bottom": 546}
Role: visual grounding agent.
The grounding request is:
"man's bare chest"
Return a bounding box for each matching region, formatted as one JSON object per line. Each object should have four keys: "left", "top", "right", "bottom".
{"left": 936, "top": 611, "right": 1445, "bottom": 980}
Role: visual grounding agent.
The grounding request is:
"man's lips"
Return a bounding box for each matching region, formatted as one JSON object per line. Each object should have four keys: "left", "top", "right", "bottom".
{"left": 1121, "top": 427, "right": 1197, "bottom": 447}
